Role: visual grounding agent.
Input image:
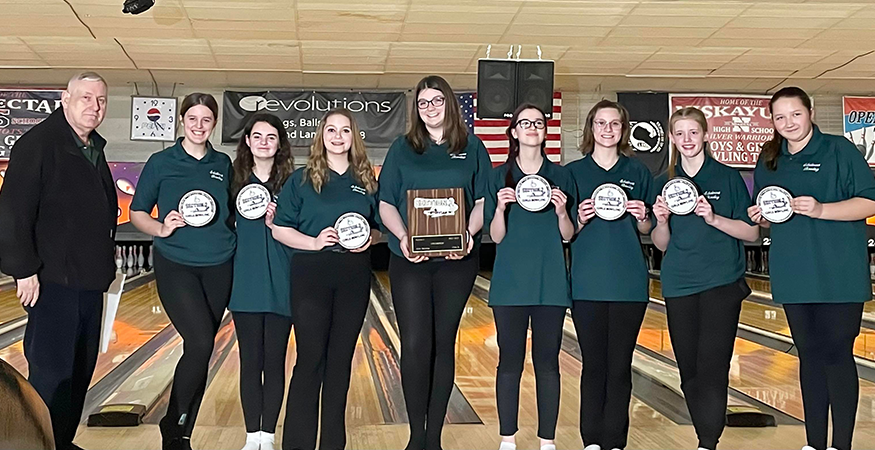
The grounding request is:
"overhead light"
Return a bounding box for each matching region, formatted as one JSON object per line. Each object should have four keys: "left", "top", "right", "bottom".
{"left": 123, "top": 0, "right": 154, "bottom": 15}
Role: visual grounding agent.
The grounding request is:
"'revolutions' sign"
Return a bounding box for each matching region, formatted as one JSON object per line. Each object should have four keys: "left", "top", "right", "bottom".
{"left": 0, "top": 89, "right": 64, "bottom": 159}
{"left": 669, "top": 94, "right": 773, "bottom": 168}
{"left": 222, "top": 91, "right": 407, "bottom": 148}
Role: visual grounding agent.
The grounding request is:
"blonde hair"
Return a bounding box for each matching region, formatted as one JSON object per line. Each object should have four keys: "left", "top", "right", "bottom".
{"left": 304, "top": 108, "right": 377, "bottom": 194}
{"left": 668, "top": 107, "right": 711, "bottom": 178}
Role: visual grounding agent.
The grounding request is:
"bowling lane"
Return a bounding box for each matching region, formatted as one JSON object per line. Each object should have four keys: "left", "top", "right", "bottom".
{"left": 0, "top": 283, "right": 24, "bottom": 325}
{"left": 650, "top": 277, "right": 875, "bottom": 363}
{"left": 371, "top": 271, "right": 677, "bottom": 429}
{"left": 0, "top": 280, "right": 169, "bottom": 385}
{"left": 639, "top": 305, "right": 875, "bottom": 424}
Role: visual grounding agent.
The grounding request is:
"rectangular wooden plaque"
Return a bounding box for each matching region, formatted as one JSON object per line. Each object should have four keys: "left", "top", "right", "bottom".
{"left": 406, "top": 188, "right": 467, "bottom": 257}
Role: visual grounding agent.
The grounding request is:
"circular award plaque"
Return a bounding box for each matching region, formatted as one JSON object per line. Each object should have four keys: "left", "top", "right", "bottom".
{"left": 515, "top": 174, "right": 552, "bottom": 212}
{"left": 661, "top": 177, "right": 699, "bottom": 215}
{"left": 591, "top": 183, "right": 628, "bottom": 221}
{"left": 178, "top": 190, "right": 216, "bottom": 227}
{"left": 756, "top": 186, "right": 794, "bottom": 224}
{"left": 236, "top": 183, "right": 271, "bottom": 220}
{"left": 334, "top": 212, "right": 371, "bottom": 250}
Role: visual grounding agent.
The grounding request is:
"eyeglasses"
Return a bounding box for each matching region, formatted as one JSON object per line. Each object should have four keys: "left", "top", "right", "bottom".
{"left": 417, "top": 96, "right": 445, "bottom": 110}
{"left": 516, "top": 119, "right": 546, "bottom": 130}
{"left": 593, "top": 119, "right": 622, "bottom": 130}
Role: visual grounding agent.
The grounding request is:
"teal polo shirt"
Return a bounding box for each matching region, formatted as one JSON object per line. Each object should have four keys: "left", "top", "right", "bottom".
{"left": 273, "top": 167, "right": 378, "bottom": 253}
{"left": 131, "top": 138, "right": 236, "bottom": 266}
{"left": 484, "top": 158, "right": 575, "bottom": 308}
{"left": 567, "top": 154, "right": 654, "bottom": 302}
{"left": 228, "top": 175, "right": 293, "bottom": 317}
{"left": 377, "top": 134, "right": 493, "bottom": 257}
{"left": 753, "top": 126, "right": 875, "bottom": 304}
{"left": 657, "top": 156, "right": 754, "bottom": 298}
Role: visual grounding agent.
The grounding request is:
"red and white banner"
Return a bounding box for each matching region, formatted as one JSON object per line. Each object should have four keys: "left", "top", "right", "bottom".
{"left": 669, "top": 94, "right": 773, "bottom": 168}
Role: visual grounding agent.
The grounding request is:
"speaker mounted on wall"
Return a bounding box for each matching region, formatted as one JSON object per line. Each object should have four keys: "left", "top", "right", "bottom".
{"left": 476, "top": 59, "right": 554, "bottom": 120}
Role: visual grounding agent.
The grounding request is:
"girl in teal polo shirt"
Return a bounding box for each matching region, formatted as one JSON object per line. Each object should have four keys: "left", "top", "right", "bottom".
{"left": 271, "top": 108, "right": 379, "bottom": 450}
{"left": 485, "top": 104, "right": 575, "bottom": 450}
{"left": 749, "top": 87, "right": 875, "bottom": 450}
{"left": 228, "top": 113, "right": 294, "bottom": 450}
{"left": 651, "top": 107, "right": 759, "bottom": 450}
{"left": 566, "top": 100, "right": 654, "bottom": 450}
{"left": 378, "top": 75, "right": 492, "bottom": 450}
{"left": 130, "top": 93, "right": 236, "bottom": 449}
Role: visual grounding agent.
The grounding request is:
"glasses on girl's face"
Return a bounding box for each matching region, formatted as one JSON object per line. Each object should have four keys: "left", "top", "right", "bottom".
{"left": 516, "top": 119, "right": 546, "bottom": 130}
{"left": 593, "top": 119, "right": 622, "bottom": 130}
{"left": 417, "top": 96, "right": 445, "bottom": 110}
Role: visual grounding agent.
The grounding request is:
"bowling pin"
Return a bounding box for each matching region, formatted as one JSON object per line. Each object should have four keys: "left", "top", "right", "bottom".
{"left": 126, "top": 246, "right": 134, "bottom": 269}
{"left": 137, "top": 246, "right": 145, "bottom": 268}
{"left": 115, "top": 247, "right": 123, "bottom": 271}
{"left": 148, "top": 244, "right": 154, "bottom": 269}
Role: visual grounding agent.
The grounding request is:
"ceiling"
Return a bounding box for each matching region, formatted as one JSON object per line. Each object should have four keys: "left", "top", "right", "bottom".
{"left": 2, "top": 0, "right": 875, "bottom": 93}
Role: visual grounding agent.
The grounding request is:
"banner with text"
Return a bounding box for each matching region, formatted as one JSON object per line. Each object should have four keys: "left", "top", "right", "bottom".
{"left": 669, "top": 94, "right": 773, "bottom": 168}
{"left": 618, "top": 92, "right": 670, "bottom": 176}
{"left": 222, "top": 91, "right": 407, "bottom": 148}
{"left": 0, "top": 89, "right": 63, "bottom": 159}
{"left": 842, "top": 96, "right": 875, "bottom": 167}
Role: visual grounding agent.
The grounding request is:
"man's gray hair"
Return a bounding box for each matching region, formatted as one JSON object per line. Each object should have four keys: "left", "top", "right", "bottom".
{"left": 67, "top": 71, "right": 107, "bottom": 89}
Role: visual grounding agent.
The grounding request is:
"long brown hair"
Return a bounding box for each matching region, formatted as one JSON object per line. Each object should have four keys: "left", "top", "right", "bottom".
{"left": 760, "top": 86, "right": 813, "bottom": 171}
{"left": 232, "top": 113, "right": 294, "bottom": 197}
{"left": 406, "top": 75, "right": 469, "bottom": 155}
{"left": 579, "top": 100, "right": 632, "bottom": 157}
{"left": 667, "top": 107, "right": 712, "bottom": 178}
{"left": 504, "top": 103, "right": 547, "bottom": 187}
{"left": 304, "top": 108, "right": 377, "bottom": 194}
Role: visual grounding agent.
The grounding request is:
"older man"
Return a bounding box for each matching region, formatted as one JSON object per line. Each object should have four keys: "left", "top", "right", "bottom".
{"left": 0, "top": 72, "right": 116, "bottom": 450}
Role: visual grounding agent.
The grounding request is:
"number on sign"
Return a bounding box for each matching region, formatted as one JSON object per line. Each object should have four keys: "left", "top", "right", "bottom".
{"left": 762, "top": 237, "right": 771, "bottom": 246}
{"left": 868, "top": 239, "right": 874, "bottom": 247}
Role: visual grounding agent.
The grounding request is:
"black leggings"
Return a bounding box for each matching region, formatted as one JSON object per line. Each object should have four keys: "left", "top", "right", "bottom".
{"left": 282, "top": 251, "right": 371, "bottom": 450}
{"left": 232, "top": 312, "right": 293, "bottom": 433}
{"left": 571, "top": 300, "right": 647, "bottom": 450}
{"left": 665, "top": 280, "right": 747, "bottom": 450}
{"left": 153, "top": 250, "right": 232, "bottom": 444}
{"left": 388, "top": 252, "right": 478, "bottom": 450}
{"left": 492, "top": 305, "right": 566, "bottom": 440}
{"left": 784, "top": 302, "right": 864, "bottom": 450}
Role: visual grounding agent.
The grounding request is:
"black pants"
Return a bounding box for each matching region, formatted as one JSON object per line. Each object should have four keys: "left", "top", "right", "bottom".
{"left": 571, "top": 300, "right": 647, "bottom": 450}
{"left": 665, "top": 280, "right": 747, "bottom": 450}
{"left": 784, "top": 302, "right": 864, "bottom": 450}
{"left": 153, "top": 250, "right": 232, "bottom": 446}
{"left": 282, "top": 251, "right": 371, "bottom": 450}
{"left": 492, "top": 305, "right": 566, "bottom": 440}
{"left": 233, "top": 312, "right": 293, "bottom": 433}
{"left": 24, "top": 282, "right": 103, "bottom": 450}
{"left": 388, "top": 252, "right": 478, "bottom": 450}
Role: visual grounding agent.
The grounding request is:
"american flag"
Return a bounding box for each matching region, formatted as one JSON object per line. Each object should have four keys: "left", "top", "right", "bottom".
{"left": 458, "top": 92, "right": 562, "bottom": 166}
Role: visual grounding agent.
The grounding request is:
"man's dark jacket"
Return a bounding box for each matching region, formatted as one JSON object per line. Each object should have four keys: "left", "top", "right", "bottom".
{"left": 0, "top": 107, "right": 117, "bottom": 291}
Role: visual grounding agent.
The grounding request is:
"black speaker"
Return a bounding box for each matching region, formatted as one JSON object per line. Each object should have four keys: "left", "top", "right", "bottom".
{"left": 477, "top": 60, "right": 554, "bottom": 119}
{"left": 477, "top": 60, "right": 517, "bottom": 119}
{"left": 517, "top": 61, "right": 554, "bottom": 118}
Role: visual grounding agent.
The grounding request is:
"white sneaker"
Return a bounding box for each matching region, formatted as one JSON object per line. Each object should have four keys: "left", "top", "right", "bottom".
{"left": 260, "top": 431, "right": 277, "bottom": 450}
{"left": 540, "top": 444, "right": 556, "bottom": 450}
{"left": 241, "top": 432, "right": 260, "bottom": 450}
{"left": 827, "top": 448, "right": 837, "bottom": 450}
{"left": 801, "top": 447, "right": 816, "bottom": 450}
{"left": 583, "top": 445, "right": 601, "bottom": 450}
{"left": 498, "top": 442, "right": 517, "bottom": 450}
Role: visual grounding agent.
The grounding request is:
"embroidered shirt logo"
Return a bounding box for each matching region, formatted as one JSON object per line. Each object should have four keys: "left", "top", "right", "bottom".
{"left": 210, "top": 170, "right": 224, "bottom": 181}
{"left": 703, "top": 190, "right": 721, "bottom": 201}
{"left": 450, "top": 152, "right": 467, "bottom": 160}
{"left": 350, "top": 185, "right": 367, "bottom": 195}
{"left": 803, "top": 163, "right": 821, "bottom": 172}
{"left": 619, "top": 178, "right": 636, "bottom": 191}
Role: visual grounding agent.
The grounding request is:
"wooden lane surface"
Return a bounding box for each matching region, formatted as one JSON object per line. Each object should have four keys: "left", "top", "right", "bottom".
{"left": 0, "top": 285, "right": 23, "bottom": 324}
{"left": 651, "top": 278, "right": 875, "bottom": 363}
{"left": 0, "top": 281, "right": 169, "bottom": 386}
{"left": 374, "top": 271, "right": 675, "bottom": 430}
{"left": 638, "top": 306, "right": 875, "bottom": 424}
